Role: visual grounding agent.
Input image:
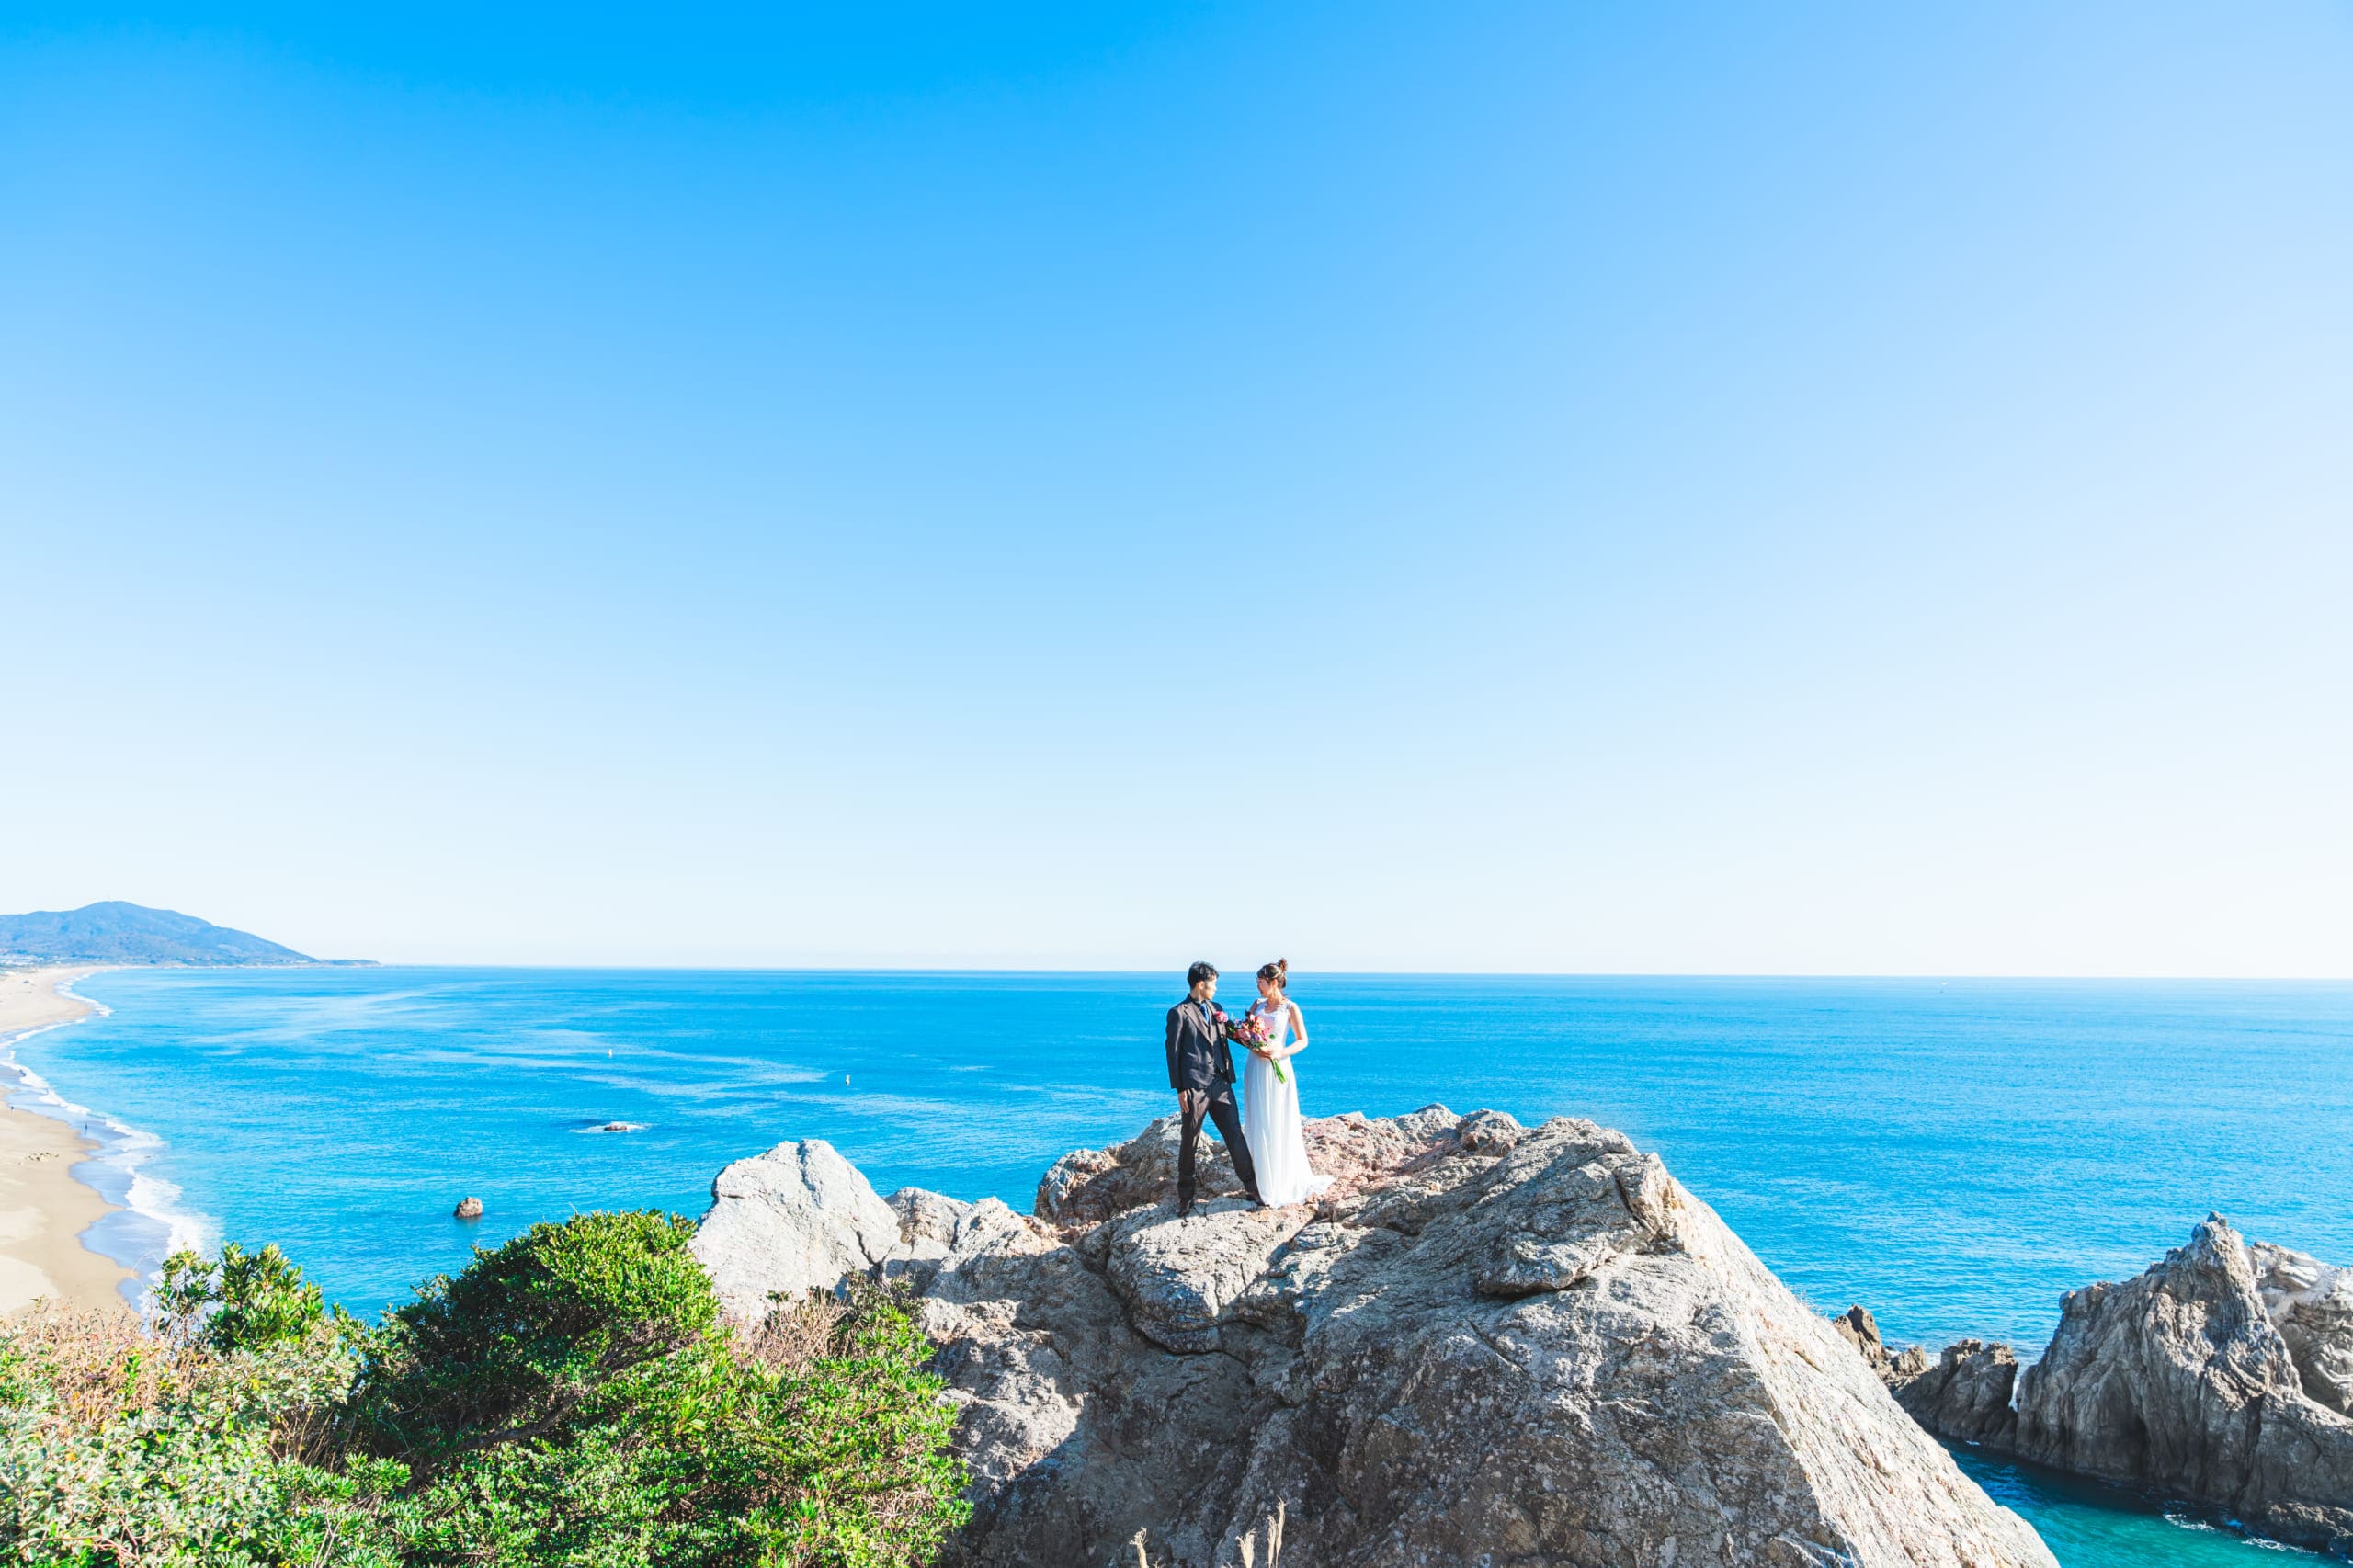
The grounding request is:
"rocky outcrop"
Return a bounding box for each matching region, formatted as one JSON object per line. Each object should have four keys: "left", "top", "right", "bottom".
{"left": 1892, "top": 1341, "right": 2020, "bottom": 1449}
{"left": 1850, "top": 1216, "right": 2353, "bottom": 1557}
{"left": 1826, "top": 1307, "right": 1927, "bottom": 1381}
{"left": 2011, "top": 1216, "right": 2353, "bottom": 1552}
{"left": 695, "top": 1107, "right": 2053, "bottom": 1568}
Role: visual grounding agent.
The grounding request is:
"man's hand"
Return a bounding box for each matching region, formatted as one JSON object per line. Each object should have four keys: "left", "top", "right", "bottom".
{"left": 1177, "top": 1089, "right": 1208, "bottom": 1116}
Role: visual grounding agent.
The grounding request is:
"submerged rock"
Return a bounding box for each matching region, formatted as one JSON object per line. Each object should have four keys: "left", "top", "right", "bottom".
{"left": 1849, "top": 1215, "right": 2353, "bottom": 1556}
{"left": 696, "top": 1107, "right": 2053, "bottom": 1567}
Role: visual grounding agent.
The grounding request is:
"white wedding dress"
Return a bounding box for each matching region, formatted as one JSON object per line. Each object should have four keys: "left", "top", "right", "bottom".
{"left": 1243, "top": 998, "right": 1331, "bottom": 1206}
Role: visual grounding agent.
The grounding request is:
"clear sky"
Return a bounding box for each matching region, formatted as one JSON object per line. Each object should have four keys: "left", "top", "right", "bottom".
{"left": 4, "top": 4, "right": 2348, "bottom": 974}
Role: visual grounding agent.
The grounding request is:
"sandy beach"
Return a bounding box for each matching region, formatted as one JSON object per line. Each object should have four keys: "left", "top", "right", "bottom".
{"left": 0, "top": 967, "right": 133, "bottom": 1313}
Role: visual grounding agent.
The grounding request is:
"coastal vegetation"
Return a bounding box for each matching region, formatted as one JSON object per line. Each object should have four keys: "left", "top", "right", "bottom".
{"left": 0, "top": 1215, "right": 968, "bottom": 1567}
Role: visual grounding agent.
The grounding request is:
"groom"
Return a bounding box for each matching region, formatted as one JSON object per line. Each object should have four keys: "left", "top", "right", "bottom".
{"left": 1165, "top": 960, "right": 1263, "bottom": 1216}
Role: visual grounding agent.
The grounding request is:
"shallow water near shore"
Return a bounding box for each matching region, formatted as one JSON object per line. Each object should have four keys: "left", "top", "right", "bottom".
{"left": 17, "top": 966, "right": 2353, "bottom": 1566}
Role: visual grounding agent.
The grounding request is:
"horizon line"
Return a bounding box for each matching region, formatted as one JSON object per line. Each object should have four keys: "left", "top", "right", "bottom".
{"left": 33, "top": 960, "right": 2353, "bottom": 984}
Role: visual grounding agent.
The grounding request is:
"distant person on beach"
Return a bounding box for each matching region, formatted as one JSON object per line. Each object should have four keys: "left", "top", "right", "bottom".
{"left": 1240, "top": 959, "right": 1332, "bottom": 1206}
{"left": 1164, "top": 961, "right": 1262, "bottom": 1216}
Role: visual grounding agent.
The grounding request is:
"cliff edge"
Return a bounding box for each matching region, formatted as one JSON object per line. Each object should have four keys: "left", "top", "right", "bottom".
{"left": 692, "top": 1107, "right": 2055, "bottom": 1568}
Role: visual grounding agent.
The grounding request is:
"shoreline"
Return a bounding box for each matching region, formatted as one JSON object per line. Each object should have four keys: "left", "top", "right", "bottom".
{"left": 0, "top": 967, "right": 137, "bottom": 1313}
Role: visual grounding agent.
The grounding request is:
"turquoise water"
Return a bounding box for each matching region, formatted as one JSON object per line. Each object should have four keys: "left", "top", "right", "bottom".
{"left": 11, "top": 967, "right": 2350, "bottom": 1565}
{"left": 1952, "top": 1446, "right": 2322, "bottom": 1564}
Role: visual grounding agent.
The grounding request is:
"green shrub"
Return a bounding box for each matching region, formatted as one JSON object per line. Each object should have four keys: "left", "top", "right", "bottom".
{"left": 355, "top": 1211, "right": 970, "bottom": 1567}
{"left": 0, "top": 1283, "right": 403, "bottom": 1567}
{"left": 741, "top": 1279, "right": 972, "bottom": 1568}
{"left": 349, "top": 1210, "right": 722, "bottom": 1465}
{"left": 0, "top": 1214, "right": 971, "bottom": 1568}
{"left": 156, "top": 1241, "right": 330, "bottom": 1356}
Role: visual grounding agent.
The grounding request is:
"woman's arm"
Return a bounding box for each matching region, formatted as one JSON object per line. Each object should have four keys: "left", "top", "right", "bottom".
{"left": 1282, "top": 1000, "right": 1309, "bottom": 1058}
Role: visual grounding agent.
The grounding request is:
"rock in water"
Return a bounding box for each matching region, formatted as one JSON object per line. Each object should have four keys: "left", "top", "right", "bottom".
{"left": 1857, "top": 1215, "right": 2353, "bottom": 1556}
{"left": 2009, "top": 1215, "right": 2353, "bottom": 1552}
{"left": 694, "top": 1108, "right": 2053, "bottom": 1567}
{"left": 453, "top": 1197, "right": 483, "bottom": 1220}
{"left": 1890, "top": 1339, "right": 2022, "bottom": 1449}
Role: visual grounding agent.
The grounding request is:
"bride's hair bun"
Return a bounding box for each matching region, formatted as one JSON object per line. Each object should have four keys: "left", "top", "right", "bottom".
{"left": 1256, "top": 958, "right": 1289, "bottom": 989}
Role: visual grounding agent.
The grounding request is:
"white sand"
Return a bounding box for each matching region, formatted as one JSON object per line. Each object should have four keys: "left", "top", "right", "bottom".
{"left": 0, "top": 968, "right": 135, "bottom": 1314}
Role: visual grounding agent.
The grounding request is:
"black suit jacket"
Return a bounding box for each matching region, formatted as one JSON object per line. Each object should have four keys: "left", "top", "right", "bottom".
{"left": 1165, "top": 997, "right": 1237, "bottom": 1092}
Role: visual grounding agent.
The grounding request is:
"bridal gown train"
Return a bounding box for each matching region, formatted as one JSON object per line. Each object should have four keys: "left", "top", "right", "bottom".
{"left": 1242, "top": 1000, "right": 1332, "bottom": 1206}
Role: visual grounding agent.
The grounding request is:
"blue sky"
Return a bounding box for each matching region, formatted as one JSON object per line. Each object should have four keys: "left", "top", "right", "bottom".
{"left": 4, "top": 4, "right": 2348, "bottom": 973}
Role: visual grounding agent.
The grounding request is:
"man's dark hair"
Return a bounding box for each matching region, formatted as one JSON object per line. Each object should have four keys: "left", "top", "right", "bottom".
{"left": 1186, "top": 960, "right": 1218, "bottom": 987}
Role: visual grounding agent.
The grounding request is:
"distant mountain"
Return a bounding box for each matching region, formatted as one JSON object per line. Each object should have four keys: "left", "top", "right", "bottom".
{"left": 0, "top": 902, "right": 348, "bottom": 966}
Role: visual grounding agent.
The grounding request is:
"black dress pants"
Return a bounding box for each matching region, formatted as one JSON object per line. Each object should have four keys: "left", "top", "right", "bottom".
{"left": 1176, "top": 1083, "right": 1261, "bottom": 1210}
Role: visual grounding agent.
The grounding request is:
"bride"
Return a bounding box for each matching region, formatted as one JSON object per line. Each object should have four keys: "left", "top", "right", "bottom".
{"left": 1242, "top": 959, "right": 1332, "bottom": 1206}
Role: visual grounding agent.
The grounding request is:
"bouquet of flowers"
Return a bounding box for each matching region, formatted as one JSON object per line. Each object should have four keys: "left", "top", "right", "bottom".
{"left": 1225, "top": 1010, "right": 1288, "bottom": 1084}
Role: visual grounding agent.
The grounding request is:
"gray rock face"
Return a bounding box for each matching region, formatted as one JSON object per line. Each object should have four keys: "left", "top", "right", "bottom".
{"left": 890, "top": 1185, "right": 980, "bottom": 1249}
{"left": 698, "top": 1108, "right": 2053, "bottom": 1568}
{"left": 690, "top": 1138, "right": 908, "bottom": 1318}
{"left": 1035, "top": 1114, "right": 1241, "bottom": 1228}
{"left": 1853, "top": 1216, "right": 2353, "bottom": 1557}
{"left": 1094, "top": 1200, "right": 1313, "bottom": 1353}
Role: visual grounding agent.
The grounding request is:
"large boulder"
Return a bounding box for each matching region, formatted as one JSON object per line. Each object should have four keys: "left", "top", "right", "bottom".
{"left": 1849, "top": 1216, "right": 2353, "bottom": 1557}
{"left": 689, "top": 1138, "right": 908, "bottom": 1319}
{"left": 697, "top": 1108, "right": 2053, "bottom": 1568}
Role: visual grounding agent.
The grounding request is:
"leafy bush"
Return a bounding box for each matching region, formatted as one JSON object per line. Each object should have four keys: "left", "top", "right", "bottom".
{"left": 0, "top": 1295, "right": 401, "bottom": 1567}
{"left": 350, "top": 1210, "right": 722, "bottom": 1466}
{"left": 0, "top": 1214, "right": 969, "bottom": 1568}
{"left": 738, "top": 1280, "right": 972, "bottom": 1568}
{"left": 155, "top": 1241, "right": 330, "bottom": 1356}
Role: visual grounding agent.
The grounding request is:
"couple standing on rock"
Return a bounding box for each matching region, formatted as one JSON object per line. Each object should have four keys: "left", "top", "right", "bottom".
{"left": 1164, "top": 959, "right": 1333, "bottom": 1216}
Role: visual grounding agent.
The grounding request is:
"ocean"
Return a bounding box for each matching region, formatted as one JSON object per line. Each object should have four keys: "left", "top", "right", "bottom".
{"left": 10, "top": 966, "right": 2350, "bottom": 1565}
